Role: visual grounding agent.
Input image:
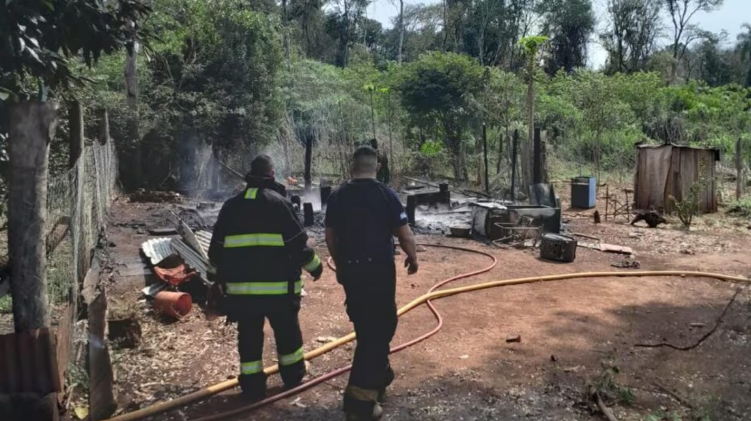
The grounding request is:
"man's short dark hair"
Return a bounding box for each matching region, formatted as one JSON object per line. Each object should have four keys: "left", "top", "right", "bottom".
{"left": 249, "top": 154, "right": 274, "bottom": 177}
{"left": 353, "top": 146, "right": 378, "bottom": 173}
{"left": 354, "top": 145, "right": 377, "bottom": 160}
{"left": 369, "top": 138, "right": 378, "bottom": 149}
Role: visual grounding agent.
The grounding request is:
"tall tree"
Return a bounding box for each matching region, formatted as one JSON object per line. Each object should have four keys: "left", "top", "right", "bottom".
{"left": 331, "top": 0, "right": 370, "bottom": 67}
{"left": 694, "top": 35, "right": 732, "bottom": 86}
{"left": 539, "top": 0, "right": 595, "bottom": 74}
{"left": 738, "top": 23, "right": 751, "bottom": 86}
{"left": 397, "top": 0, "right": 405, "bottom": 64}
{"left": 289, "top": 0, "right": 328, "bottom": 60}
{"left": 519, "top": 35, "right": 548, "bottom": 190}
{"left": 396, "top": 52, "right": 484, "bottom": 180}
{"left": 663, "top": 0, "right": 723, "bottom": 84}
{"left": 601, "top": 0, "right": 662, "bottom": 73}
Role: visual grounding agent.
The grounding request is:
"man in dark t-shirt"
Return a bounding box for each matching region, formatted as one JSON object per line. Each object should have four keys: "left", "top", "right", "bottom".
{"left": 325, "top": 146, "right": 418, "bottom": 421}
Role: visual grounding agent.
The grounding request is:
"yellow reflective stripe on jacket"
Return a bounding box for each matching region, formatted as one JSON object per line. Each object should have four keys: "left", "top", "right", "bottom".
{"left": 226, "top": 280, "right": 303, "bottom": 295}
{"left": 303, "top": 254, "right": 322, "bottom": 272}
{"left": 279, "top": 347, "right": 304, "bottom": 366}
{"left": 241, "top": 360, "right": 264, "bottom": 375}
{"left": 224, "top": 233, "right": 284, "bottom": 248}
{"left": 244, "top": 188, "right": 258, "bottom": 199}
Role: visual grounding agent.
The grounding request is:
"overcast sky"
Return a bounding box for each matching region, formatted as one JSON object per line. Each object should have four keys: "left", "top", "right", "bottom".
{"left": 364, "top": 0, "right": 750, "bottom": 68}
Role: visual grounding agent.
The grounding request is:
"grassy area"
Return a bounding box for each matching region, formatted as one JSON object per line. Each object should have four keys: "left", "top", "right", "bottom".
{"left": 0, "top": 295, "right": 11, "bottom": 313}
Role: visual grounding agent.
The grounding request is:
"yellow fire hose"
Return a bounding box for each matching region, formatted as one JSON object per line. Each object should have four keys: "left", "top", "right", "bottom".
{"left": 106, "top": 262, "right": 749, "bottom": 421}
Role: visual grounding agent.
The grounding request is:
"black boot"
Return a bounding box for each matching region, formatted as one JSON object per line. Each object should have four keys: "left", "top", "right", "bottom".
{"left": 378, "top": 365, "right": 395, "bottom": 402}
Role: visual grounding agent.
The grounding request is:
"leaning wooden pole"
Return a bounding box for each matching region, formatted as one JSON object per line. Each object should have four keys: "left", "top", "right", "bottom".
{"left": 510, "top": 129, "right": 519, "bottom": 202}
{"left": 8, "top": 101, "right": 57, "bottom": 332}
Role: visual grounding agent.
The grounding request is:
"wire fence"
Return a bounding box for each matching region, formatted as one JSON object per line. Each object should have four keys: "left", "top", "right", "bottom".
{"left": 45, "top": 138, "right": 118, "bottom": 372}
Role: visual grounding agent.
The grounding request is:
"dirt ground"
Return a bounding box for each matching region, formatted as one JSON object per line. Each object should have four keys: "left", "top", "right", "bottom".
{"left": 101, "top": 198, "right": 751, "bottom": 421}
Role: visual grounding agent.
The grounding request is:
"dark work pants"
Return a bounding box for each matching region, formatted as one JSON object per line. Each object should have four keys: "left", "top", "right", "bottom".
{"left": 230, "top": 296, "right": 306, "bottom": 398}
{"left": 338, "top": 261, "right": 398, "bottom": 415}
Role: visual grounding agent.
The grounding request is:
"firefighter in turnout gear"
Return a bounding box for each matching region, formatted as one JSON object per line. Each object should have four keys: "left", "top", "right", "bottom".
{"left": 325, "top": 146, "right": 418, "bottom": 421}
{"left": 208, "top": 155, "right": 323, "bottom": 400}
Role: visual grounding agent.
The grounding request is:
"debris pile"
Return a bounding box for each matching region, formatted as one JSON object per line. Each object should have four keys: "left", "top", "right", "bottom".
{"left": 140, "top": 222, "right": 214, "bottom": 320}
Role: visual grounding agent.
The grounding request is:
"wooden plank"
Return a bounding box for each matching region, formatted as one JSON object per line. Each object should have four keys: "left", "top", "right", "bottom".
{"left": 599, "top": 243, "right": 634, "bottom": 255}
{"left": 55, "top": 304, "right": 74, "bottom": 404}
{"left": 88, "top": 290, "right": 115, "bottom": 420}
{"left": 45, "top": 216, "right": 70, "bottom": 257}
{"left": 81, "top": 257, "right": 101, "bottom": 307}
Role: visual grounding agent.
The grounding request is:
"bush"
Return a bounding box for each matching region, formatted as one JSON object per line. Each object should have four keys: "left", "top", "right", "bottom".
{"left": 670, "top": 178, "right": 709, "bottom": 229}
{"left": 727, "top": 197, "right": 751, "bottom": 218}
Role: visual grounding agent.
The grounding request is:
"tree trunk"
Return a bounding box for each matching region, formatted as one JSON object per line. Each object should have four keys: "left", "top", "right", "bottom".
{"left": 496, "top": 130, "right": 502, "bottom": 175}
{"left": 445, "top": 125, "right": 467, "bottom": 181}
{"left": 387, "top": 92, "right": 395, "bottom": 181}
{"left": 533, "top": 127, "right": 542, "bottom": 184}
{"left": 97, "top": 109, "right": 110, "bottom": 146}
{"left": 8, "top": 101, "right": 57, "bottom": 332}
{"left": 282, "top": 0, "right": 291, "bottom": 72}
{"left": 398, "top": 0, "right": 405, "bottom": 64}
{"left": 737, "top": 137, "right": 743, "bottom": 200}
{"left": 304, "top": 132, "right": 313, "bottom": 191}
{"left": 482, "top": 124, "right": 489, "bottom": 193}
{"left": 510, "top": 129, "right": 519, "bottom": 201}
{"left": 369, "top": 90, "right": 377, "bottom": 139}
{"left": 523, "top": 60, "right": 535, "bottom": 191}
{"left": 336, "top": 1, "right": 350, "bottom": 67}
{"left": 125, "top": 43, "right": 140, "bottom": 189}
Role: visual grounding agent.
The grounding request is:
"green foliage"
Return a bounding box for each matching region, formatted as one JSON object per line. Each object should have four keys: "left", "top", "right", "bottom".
{"left": 0, "top": 0, "right": 152, "bottom": 98}
{"left": 518, "top": 35, "right": 549, "bottom": 57}
{"left": 538, "top": 0, "right": 595, "bottom": 74}
{"left": 420, "top": 140, "right": 443, "bottom": 156}
{"left": 395, "top": 52, "right": 484, "bottom": 180}
{"left": 592, "top": 354, "right": 635, "bottom": 407}
{"left": 0, "top": 295, "right": 11, "bottom": 313}
{"left": 726, "top": 197, "right": 751, "bottom": 217}
{"left": 670, "top": 178, "right": 710, "bottom": 229}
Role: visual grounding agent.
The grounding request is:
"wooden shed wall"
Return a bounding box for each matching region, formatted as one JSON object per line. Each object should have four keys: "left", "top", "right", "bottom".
{"left": 634, "top": 146, "right": 717, "bottom": 214}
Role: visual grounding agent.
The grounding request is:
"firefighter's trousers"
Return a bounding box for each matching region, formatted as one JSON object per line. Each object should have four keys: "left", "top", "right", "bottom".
{"left": 338, "top": 261, "right": 398, "bottom": 416}
{"left": 230, "top": 296, "right": 306, "bottom": 398}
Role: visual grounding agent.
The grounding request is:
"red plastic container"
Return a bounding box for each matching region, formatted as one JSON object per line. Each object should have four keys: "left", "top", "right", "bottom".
{"left": 153, "top": 291, "right": 192, "bottom": 319}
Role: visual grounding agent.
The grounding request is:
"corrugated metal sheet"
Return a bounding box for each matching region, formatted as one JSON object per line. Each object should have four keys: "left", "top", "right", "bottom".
{"left": 171, "top": 239, "right": 211, "bottom": 284}
{"left": 0, "top": 328, "right": 62, "bottom": 394}
{"left": 141, "top": 238, "right": 174, "bottom": 266}
{"left": 177, "top": 220, "right": 207, "bottom": 259}
{"left": 195, "top": 230, "right": 212, "bottom": 257}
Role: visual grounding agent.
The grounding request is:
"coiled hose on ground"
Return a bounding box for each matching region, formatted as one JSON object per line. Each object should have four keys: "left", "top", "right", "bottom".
{"left": 106, "top": 244, "right": 750, "bottom": 421}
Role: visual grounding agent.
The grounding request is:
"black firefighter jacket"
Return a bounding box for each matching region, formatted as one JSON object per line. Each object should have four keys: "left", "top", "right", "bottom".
{"left": 208, "top": 177, "right": 322, "bottom": 298}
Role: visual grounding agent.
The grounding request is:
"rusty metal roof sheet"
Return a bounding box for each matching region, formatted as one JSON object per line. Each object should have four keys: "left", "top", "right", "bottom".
{"left": 140, "top": 238, "right": 174, "bottom": 266}
{"left": 0, "top": 328, "right": 62, "bottom": 394}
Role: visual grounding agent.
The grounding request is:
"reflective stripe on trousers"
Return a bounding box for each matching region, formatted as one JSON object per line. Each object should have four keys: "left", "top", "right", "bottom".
{"left": 226, "top": 280, "right": 303, "bottom": 295}
{"left": 303, "top": 254, "right": 322, "bottom": 272}
{"left": 279, "top": 346, "right": 304, "bottom": 366}
{"left": 223, "top": 233, "right": 284, "bottom": 248}
{"left": 241, "top": 360, "right": 264, "bottom": 375}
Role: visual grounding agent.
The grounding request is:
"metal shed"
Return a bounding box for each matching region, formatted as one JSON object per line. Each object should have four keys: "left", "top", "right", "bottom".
{"left": 634, "top": 144, "right": 719, "bottom": 214}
